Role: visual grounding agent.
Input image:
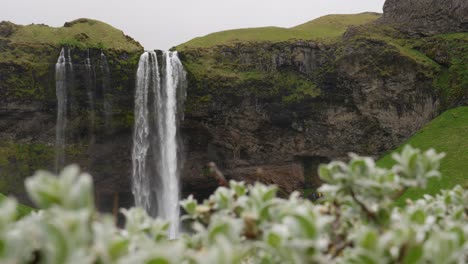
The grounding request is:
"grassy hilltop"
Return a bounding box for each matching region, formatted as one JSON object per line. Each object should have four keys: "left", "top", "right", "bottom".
{"left": 178, "top": 12, "right": 381, "bottom": 49}
{"left": 1, "top": 18, "right": 142, "bottom": 52}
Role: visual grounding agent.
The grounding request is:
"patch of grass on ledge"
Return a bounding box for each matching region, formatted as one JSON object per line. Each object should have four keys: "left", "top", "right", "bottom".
{"left": 178, "top": 12, "right": 381, "bottom": 50}
{"left": 377, "top": 107, "right": 468, "bottom": 204}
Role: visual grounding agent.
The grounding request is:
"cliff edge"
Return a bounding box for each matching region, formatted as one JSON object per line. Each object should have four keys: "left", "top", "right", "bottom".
{"left": 379, "top": 0, "right": 468, "bottom": 35}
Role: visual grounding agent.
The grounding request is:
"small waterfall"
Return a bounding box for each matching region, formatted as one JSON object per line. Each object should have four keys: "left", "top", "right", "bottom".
{"left": 67, "top": 49, "right": 73, "bottom": 72}
{"left": 100, "top": 52, "right": 112, "bottom": 130}
{"left": 132, "top": 52, "right": 154, "bottom": 213}
{"left": 132, "top": 51, "right": 186, "bottom": 239}
{"left": 55, "top": 48, "right": 71, "bottom": 172}
{"left": 84, "top": 49, "right": 96, "bottom": 134}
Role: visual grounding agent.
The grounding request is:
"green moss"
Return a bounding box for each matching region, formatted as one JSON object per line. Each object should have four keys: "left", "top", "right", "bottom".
{"left": 184, "top": 54, "right": 320, "bottom": 114}
{"left": 185, "top": 94, "right": 213, "bottom": 113}
{"left": 339, "top": 28, "right": 466, "bottom": 106}
{"left": 0, "top": 141, "right": 54, "bottom": 176}
{"left": 0, "top": 61, "right": 53, "bottom": 101}
{"left": 392, "top": 42, "right": 439, "bottom": 69}
{"left": 275, "top": 73, "right": 320, "bottom": 104}
{"left": 343, "top": 25, "right": 440, "bottom": 69}
{"left": 377, "top": 107, "right": 468, "bottom": 204}
{"left": 429, "top": 34, "right": 468, "bottom": 107}
{"left": 0, "top": 141, "right": 54, "bottom": 205}
{"left": 65, "top": 144, "right": 88, "bottom": 159}
{"left": 182, "top": 43, "right": 321, "bottom": 110}
{"left": 178, "top": 13, "right": 381, "bottom": 50}
{"left": 0, "top": 18, "right": 143, "bottom": 99}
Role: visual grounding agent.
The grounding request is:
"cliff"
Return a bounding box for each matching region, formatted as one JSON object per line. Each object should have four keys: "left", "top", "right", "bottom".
{"left": 0, "top": 0, "right": 467, "bottom": 208}
{"left": 0, "top": 19, "right": 143, "bottom": 210}
{"left": 379, "top": 0, "right": 468, "bottom": 35}
{"left": 178, "top": 12, "right": 467, "bottom": 198}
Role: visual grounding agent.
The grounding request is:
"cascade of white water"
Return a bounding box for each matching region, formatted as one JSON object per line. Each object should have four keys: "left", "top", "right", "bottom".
{"left": 67, "top": 48, "right": 73, "bottom": 72}
{"left": 55, "top": 48, "right": 69, "bottom": 172}
{"left": 84, "top": 49, "right": 96, "bottom": 131}
{"left": 100, "top": 52, "right": 112, "bottom": 130}
{"left": 132, "top": 52, "right": 154, "bottom": 213}
{"left": 158, "top": 51, "right": 185, "bottom": 238}
{"left": 132, "top": 51, "right": 186, "bottom": 239}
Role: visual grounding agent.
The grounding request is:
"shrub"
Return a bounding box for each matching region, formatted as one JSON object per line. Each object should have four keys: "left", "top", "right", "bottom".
{"left": 0, "top": 146, "right": 466, "bottom": 263}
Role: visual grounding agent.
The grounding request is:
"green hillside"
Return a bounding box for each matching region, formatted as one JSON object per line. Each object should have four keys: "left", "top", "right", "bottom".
{"left": 178, "top": 12, "right": 381, "bottom": 49}
{"left": 377, "top": 107, "right": 468, "bottom": 203}
{"left": 4, "top": 18, "right": 142, "bottom": 51}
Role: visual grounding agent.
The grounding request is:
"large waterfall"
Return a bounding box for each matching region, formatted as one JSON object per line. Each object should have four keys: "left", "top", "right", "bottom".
{"left": 55, "top": 48, "right": 71, "bottom": 172}
{"left": 132, "top": 51, "right": 186, "bottom": 239}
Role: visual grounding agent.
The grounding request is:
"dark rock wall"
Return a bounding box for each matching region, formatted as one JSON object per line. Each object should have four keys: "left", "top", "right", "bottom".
{"left": 1, "top": 0, "right": 467, "bottom": 206}
{"left": 380, "top": 0, "right": 468, "bottom": 35}
{"left": 179, "top": 0, "right": 468, "bottom": 199}
{"left": 0, "top": 45, "right": 141, "bottom": 211}
{"left": 179, "top": 37, "right": 441, "bottom": 199}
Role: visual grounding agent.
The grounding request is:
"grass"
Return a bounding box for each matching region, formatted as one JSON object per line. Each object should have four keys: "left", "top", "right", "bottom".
{"left": 3, "top": 18, "right": 142, "bottom": 52}
{"left": 430, "top": 33, "right": 468, "bottom": 106}
{"left": 377, "top": 107, "right": 468, "bottom": 204}
{"left": 178, "top": 12, "right": 381, "bottom": 49}
{"left": 436, "top": 32, "right": 468, "bottom": 41}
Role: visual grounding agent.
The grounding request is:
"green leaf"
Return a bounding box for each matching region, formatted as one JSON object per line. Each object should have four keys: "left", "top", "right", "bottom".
{"left": 146, "top": 258, "right": 170, "bottom": 264}
{"left": 262, "top": 188, "right": 277, "bottom": 202}
{"left": 266, "top": 232, "right": 282, "bottom": 248}
{"left": 403, "top": 245, "right": 423, "bottom": 264}
{"left": 318, "top": 165, "right": 331, "bottom": 182}
{"left": 410, "top": 210, "right": 426, "bottom": 225}
{"left": 109, "top": 239, "right": 129, "bottom": 260}
{"left": 360, "top": 230, "right": 377, "bottom": 250}
{"left": 292, "top": 214, "right": 316, "bottom": 238}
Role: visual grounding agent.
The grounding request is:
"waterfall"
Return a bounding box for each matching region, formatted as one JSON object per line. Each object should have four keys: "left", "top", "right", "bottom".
{"left": 157, "top": 51, "right": 186, "bottom": 238}
{"left": 55, "top": 48, "right": 71, "bottom": 172}
{"left": 132, "top": 52, "right": 154, "bottom": 214}
{"left": 132, "top": 51, "right": 186, "bottom": 239}
{"left": 84, "top": 49, "right": 96, "bottom": 134}
{"left": 100, "top": 52, "right": 112, "bottom": 131}
{"left": 67, "top": 48, "right": 73, "bottom": 72}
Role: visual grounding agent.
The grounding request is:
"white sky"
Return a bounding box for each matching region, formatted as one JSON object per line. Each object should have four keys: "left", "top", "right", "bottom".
{"left": 1, "top": 0, "right": 385, "bottom": 50}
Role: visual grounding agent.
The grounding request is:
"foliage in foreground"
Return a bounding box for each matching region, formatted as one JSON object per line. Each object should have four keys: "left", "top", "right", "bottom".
{"left": 0, "top": 146, "right": 467, "bottom": 264}
{"left": 378, "top": 106, "right": 468, "bottom": 204}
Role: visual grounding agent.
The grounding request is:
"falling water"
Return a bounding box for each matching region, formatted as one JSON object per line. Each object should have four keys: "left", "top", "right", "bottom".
{"left": 100, "top": 52, "right": 112, "bottom": 130}
{"left": 55, "top": 48, "right": 70, "bottom": 172}
{"left": 67, "top": 48, "right": 73, "bottom": 71}
{"left": 84, "top": 49, "right": 96, "bottom": 132}
{"left": 132, "top": 51, "right": 186, "bottom": 238}
{"left": 157, "top": 51, "right": 186, "bottom": 238}
{"left": 132, "top": 52, "right": 154, "bottom": 214}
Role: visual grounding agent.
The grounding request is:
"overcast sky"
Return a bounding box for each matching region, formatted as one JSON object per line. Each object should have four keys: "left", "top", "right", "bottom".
{"left": 2, "top": 0, "right": 385, "bottom": 50}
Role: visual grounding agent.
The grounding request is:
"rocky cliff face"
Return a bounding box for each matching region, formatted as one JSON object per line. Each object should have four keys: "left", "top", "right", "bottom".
{"left": 380, "top": 0, "right": 468, "bottom": 35}
{"left": 0, "top": 19, "right": 142, "bottom": 211}
{"left": 178, "top": 1, "right": 467, "bottom": 200}
{"left": 179, "top": 37, "right": 442, "bottom": 199}
{"left": 0, "top": 0, "right": 467, "bottom": 208}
